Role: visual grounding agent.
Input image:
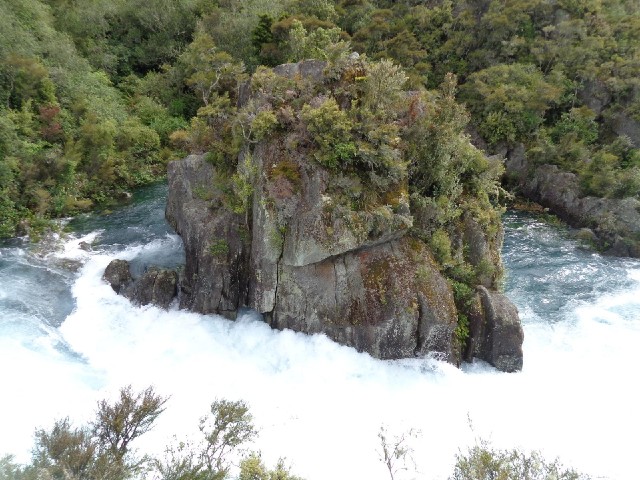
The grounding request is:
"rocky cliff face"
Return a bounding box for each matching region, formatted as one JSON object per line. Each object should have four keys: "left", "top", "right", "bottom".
{"left": 167, "top": 152, "right": 464, "bottom": 361}
{"left": 166, "top": 153, "right": 523, "bottom": 369}
{"left": 505, "top": 143, "right": 640, "bottom": 257}
{"left": 166, "top": 155, "right": 251, "bottom": 317}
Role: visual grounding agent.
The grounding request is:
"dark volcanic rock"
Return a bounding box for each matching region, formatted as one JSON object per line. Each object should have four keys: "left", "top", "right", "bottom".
{"left": 166, "top": 154, "right": 455, "bottom": 360}
{"left": 164, "top": 61, "right": 524, "bottom": 371}
{"left": 468, "top": 286, "right": 524, "bottom": 372}
{"left": 165, "top": 153, "right": 521, "bottom": 367}
{"left": 103, "top": 259, "right": 178, "bottom": 309}
{"left": 265, "top": 237, "right": 458, "bottom": 361}
{"left": 166, "top": 154, "right": 250, "bottom": 319}
{"left": 273, "top": 59, "right": 326, "bottom": 83}
{"left": 103, "top": 259, "right": 133, "bottom": 293}
{"left": 123, "top": 267, "right": 178, "bottom": 309}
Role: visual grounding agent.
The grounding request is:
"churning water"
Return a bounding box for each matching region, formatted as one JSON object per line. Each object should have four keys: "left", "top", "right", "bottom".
{"left": 1, "top": 183, "right": 639, "bottom": 479}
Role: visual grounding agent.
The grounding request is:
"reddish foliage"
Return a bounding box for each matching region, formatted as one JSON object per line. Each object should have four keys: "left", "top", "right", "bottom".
{"left": 39, "top": 104, "right": 60, "bottom": 122}
{"left": 41, "top": 122, "right": 63, "bottom": 142}
{"left": 39, "top": 104, "right": 64, "bottom": 142}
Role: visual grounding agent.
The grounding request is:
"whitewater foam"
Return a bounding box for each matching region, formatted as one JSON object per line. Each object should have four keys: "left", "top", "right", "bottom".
{"left": 1, "top": 217, "right": 640, "bottom": 479}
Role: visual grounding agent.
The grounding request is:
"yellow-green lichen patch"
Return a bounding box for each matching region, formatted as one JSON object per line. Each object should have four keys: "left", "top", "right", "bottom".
{"left": 267, "top": 158, "right": 301, "bottom": 192}
{"left": 363, "top": 256, "right": 392, "bottom": 307}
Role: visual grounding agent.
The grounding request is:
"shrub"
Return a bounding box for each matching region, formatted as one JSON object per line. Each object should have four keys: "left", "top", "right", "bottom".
{"left": 462, "top": 64, "right": 565, "bottom": 146}
{"left": 250, "top": 109, "right": 279, "bottom": 142}
{"left": 430, "top": 229, "right": 453, "bottom": 267}
{"left": 198, "top": 399, "right": 258, "bottom": 477}
{"left": 451, "top": 441, "right": 590, "bottom": 480}
{"left": 93, "top": 385, "right": 168, "bottom": 466}
{"left": 300, "top": 97, "right": 355, "bottom": 169}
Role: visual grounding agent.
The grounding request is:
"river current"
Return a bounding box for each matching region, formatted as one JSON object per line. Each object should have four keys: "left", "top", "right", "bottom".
{"left": 1, "top": 183, "right": 639, "bottom": 479}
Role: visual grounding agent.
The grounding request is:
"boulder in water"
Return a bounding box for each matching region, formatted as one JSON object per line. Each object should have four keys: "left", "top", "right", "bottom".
{"left": 164, "top": 60, "right": 524, "bottom": 371}
{"left": 103, "top": 259, "right": 133, "bottom": 294}
{"left": 467, "top": 286, "right": 524, "bottom": 372}
{"left": 103, "top": 260, "right": 178, "bottom": 309}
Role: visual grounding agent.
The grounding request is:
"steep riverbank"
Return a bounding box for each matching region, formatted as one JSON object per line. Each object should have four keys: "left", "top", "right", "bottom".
{"left": 504, "top": 142, "right": 640, "bottom": 257}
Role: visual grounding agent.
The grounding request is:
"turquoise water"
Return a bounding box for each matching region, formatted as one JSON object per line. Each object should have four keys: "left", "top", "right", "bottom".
{"left": 1, "top": 185, "right": 638, "bottom": 479}
{"left": 503, "top": 211, "right": 638, "bottom": 323}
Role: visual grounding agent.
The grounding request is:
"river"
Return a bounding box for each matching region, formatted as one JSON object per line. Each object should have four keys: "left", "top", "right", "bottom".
{"left": 1, "top": 182, "right": 638, "bottom": 479}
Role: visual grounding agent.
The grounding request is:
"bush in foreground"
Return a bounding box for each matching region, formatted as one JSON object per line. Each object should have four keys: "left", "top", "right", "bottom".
{"left": 451, "top": 440, "right": 590, "bottom": 480}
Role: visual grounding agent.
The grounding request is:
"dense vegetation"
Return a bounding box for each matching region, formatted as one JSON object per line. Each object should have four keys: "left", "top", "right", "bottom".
{"left": 0, "top": 0, "right": 197, "bottom": 237}
{"left": 0, "top": 2, "right": 633, "bottom": 476}
{"left": 2, "top": 0, "right": 638, "bottom": 240}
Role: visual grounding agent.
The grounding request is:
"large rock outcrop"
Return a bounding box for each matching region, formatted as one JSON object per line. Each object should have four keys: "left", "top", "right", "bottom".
{"left": 505, "top": 143, "right": 640, "bottom": 257}
{"left": 167, "top": 152, "right": 461, "bottom": 361}
{"left": 161, "top": 60, "right": 524, "bottom": 371}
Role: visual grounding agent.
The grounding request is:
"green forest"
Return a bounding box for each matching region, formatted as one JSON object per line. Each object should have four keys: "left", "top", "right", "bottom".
{"left": 1, "top": 0, "right": 638, "bottom": 240}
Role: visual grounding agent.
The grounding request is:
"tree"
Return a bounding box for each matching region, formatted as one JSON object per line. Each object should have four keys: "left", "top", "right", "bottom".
{"left": 199, "top": 399, "right": 258, "bottom": 477}
{"left": 450, "top": 440, "right": 590, "bottom": 480}
{"left": 0, "top": 455, "right": 23, "bottom": 480}
{"left": 461, "top": 63, "right": 565, "bottom": 145}
{"left": 238, "top": 454, "right": 303, "bottom": 480}
{"left": 153, "top": 439, "right": 211, "bottom": 480}
{"left": 153, "top": 399, "right": 259, "bottom": 480}
{"left": 252, "top": 15, "right": 275, "bottom": 60}
{"left": 285, "top": 20, "right": 350, "bottom": 63}
{"left": 32, "top": 418, "right": 99, "bottom": 479}
{"left": 238, "top": 454, "right": 269, "bottom": 480}
{"left": 406, "top": 74, "right": 478, "bottom": 200}
{"left": 28, "top": 389, "right": 168, "bottom": 480}
{"left": 1, "top": 55, "right": 56, "bottom": 110}
{"left": 181, "top": 31, "right": 246, "bottom": 107}
{"left": 93, "top": 385, "right": 168, "bottom": 466}
{"left": 300, "top": 97, "right": 355, "bottom": 169}
{"left": 361, "top": 59, "right": 408, "bottom": 116}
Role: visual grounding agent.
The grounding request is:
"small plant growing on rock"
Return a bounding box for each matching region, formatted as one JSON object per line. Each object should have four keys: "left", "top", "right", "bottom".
{"left": 209, "top": 239, "right": 230, "bottom": 256}
{"left": 300, "top": 97, "right": 355, "bottom": 169}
